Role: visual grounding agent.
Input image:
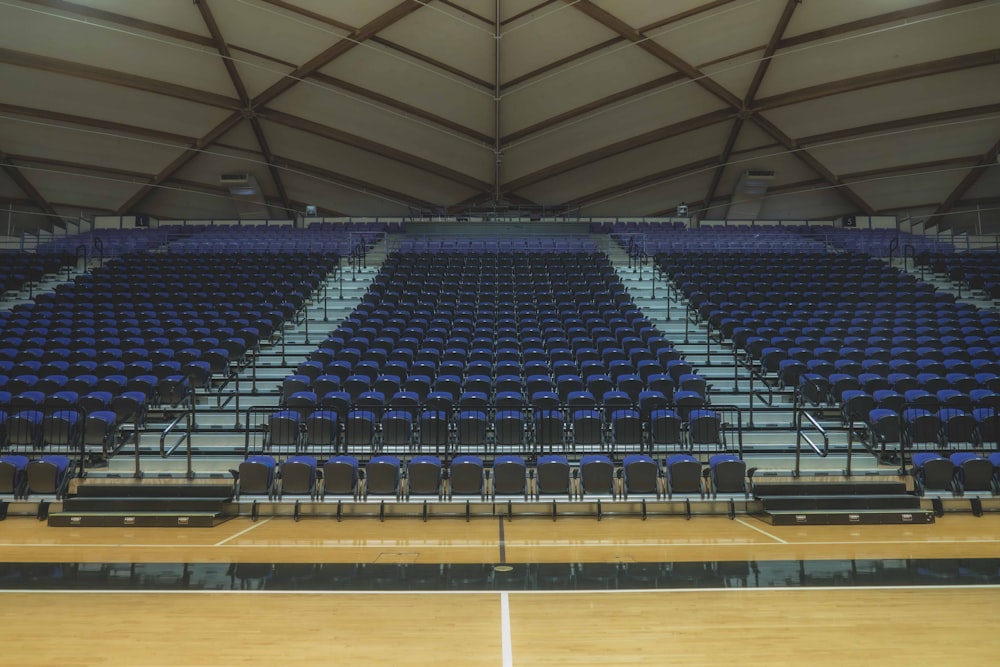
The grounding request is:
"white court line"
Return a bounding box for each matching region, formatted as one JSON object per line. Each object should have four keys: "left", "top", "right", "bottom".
{"left": 500, "top": 592, "right": 513, "bottom": 667}
{"left": 2, "top": 538, "right": 1000, "bottom": 549}
{"left": 2, "top": 584, "right": 999, "bottom": 596}
{"left": 213, "top": 518, "right": 270, "bottom": 546}
{"left": 734, "top": 518, "right": 788, "bottom": 544}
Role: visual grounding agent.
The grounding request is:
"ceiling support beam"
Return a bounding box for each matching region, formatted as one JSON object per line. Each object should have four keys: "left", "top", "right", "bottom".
{"left": 501, "top": 72, "right": 687, "bottom": 146}
{"left": 778, "top": 0, "right": 986, "bottom": 50}
{"left": 798, "top": 103, "right": 1000, "bottom": 147}
{"left": 503, "top": 109, "right": 734, "bottom": 193}
{"left": 564, "top": 0, "right": 874, "bottom": 215}
{"left": 196, "top": 0, "right": 289, "bottom": 218}
{"left": 0, "top": 48, "right": 240, "bottom": 110}
{"left": 493, "top": 0, "right": 502, "bottom": 204}
{"left": 0, "top": 149, "right": 64, "bottom": 229}
{"left": 274, "top": 156, "right": 437, "bottom": 210}
{"left": 563, "top": 157, "right": 718, "bottom": 211}
{"left": 115, "top": 0, "right": 425, "bottom": 216}
{"left": 0, "top": 103, "right": 195, "bottom": 145}
{"left": 703, "top": 0, "right": 797, "bottom": 216}
{"left": 755, "top": 48, "right": 1000, "bottom": 111}
{"left": 927, "top": 137, "right": 1000, "bottom": 227}
{"left": 258, "top": 109, "right": 491, "bottom": 192}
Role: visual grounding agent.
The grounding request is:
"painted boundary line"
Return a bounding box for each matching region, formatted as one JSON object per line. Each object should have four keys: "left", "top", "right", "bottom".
{"left": 214, "top": 518, "right": 270, "bottom": 546}
{"left": 2, "top": 584, "right": 1000, "bottom": 596}
{"left": 734, "top": 518, "right": 788, "bottom": 544}
{"left": 500, "top": 592, "right": 513, "bottom": 667}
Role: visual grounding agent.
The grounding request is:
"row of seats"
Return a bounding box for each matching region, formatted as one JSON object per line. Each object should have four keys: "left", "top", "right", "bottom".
{"left": 0, "top": 252, "right": 74, "bottom": 293}
{"left": 235, "top": 453, "right": 748, "bottom": 502}
{"left": 263, "top": 404, "right": 725, "bottom": 455}
{"left": 912, "top": 451, "right": 1000, "bottom": 495}
{"left": 0, "top": 454, "right": 72, "bottom": 498}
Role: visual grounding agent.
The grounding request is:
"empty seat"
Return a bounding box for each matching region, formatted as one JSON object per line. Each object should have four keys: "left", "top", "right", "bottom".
{"left": 911, "top": 452, "right": 955, "bottom": 494}
{"left": 536, "top": 455, "right": 572, "bottom": 498}
{"left": 665, "top": 454, "right": 702, "bottom": 495}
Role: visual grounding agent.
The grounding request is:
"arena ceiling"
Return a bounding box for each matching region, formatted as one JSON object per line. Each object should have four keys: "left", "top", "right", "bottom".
{"left": 0, "top": 0, "right": 998, "bottom": 233}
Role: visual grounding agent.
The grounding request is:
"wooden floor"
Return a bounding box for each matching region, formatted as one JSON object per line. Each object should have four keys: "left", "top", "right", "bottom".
{"left": 1, "top": 514, "right": 999, "bottom": 665}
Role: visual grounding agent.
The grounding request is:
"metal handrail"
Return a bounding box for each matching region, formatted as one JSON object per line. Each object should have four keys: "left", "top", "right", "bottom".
{"left": 793, "top": 390, "right": 830, "bottom": 477}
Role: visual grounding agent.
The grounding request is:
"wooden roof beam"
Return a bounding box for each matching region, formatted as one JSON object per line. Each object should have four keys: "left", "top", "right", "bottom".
{"left": 252, "top": 1, "right": 424, "bottom": 109}
{"left": 0, "top": 47, "right": 240, "bottom": 110}
{"left": 565, "top": 0, "right": 874, "bottom": 215}
{"left": 562, "top": 157, "right": 718, "bottom": 211}
{"left": 274, "top": 155, "right": 439, "bottom": 210}
{"left": 115, "top": 1, "right": 425, "bottom": 216}
{"left": 927, "top": 137, "right": 1000, "bottom": 226}
{"left": 703, "top": 0, "right": 798, "bottom": 217}
{"left": 0, "top": 149, "right": 64, "bottom": 229}
{"left": 196, "top": 0, "right": 289, "bottom": 218}
{"left": 755, "top": 48, "right": 1000, "bottom": 111}
{"left": 503, "top": 109, "right": 734, "bottom": 193}
{"left": 778, "top": 0, "right": 987, "bottom": 49}
{"left": 0, "top": 103, "right": 195, "bottom": 145}
{"left": 258, "top": 109, "right": 491, "bottom": 192}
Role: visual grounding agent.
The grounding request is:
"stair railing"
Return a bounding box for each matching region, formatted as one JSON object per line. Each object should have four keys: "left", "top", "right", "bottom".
{"left": 792, "top": 387, "right": 830, "bottom": 477}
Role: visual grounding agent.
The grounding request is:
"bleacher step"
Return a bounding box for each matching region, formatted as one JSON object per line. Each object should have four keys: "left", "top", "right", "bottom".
{"left": 758, "top": 509, "right": 935, "bottom": 525}
{"left": 47, "top": 511, "right": 232, "bottom": 528}
{"left": 759, "top": 494, "right": 921, "bottom": 511}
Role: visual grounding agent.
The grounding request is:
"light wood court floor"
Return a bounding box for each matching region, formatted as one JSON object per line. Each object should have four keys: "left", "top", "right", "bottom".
{"left": 1, "top": 514, "right": 999, "bottom": 563}
{"left": 1, "top": 515, "right": 999, "bottom": 666}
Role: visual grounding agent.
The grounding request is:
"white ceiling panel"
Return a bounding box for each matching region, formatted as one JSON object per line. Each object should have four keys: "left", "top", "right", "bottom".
{"left": 68, "top": 0, "right": 213, "bottom": 36}
{"left": 322, "top": 43, "right": 496, "bottom": 136}
{"left": 784, "top": 0, "right": 951, "bottom": 39}
{"left": 759, "top": 2, "right": 1000, "bottom": 98}
{"left": 652, "top": 0, "right": 785, "bottom": 68}
{"left": 450, "top": 0, "right": 494, "bottom": 22}
{"left": 516, "top": 123, "right": 728, "bottom": 205}
{"left": 0, "top": 4, "right": 232, "bottom": 93}
{"left": 206, "top": 0, "right": 350, "bottom": 66}
{"left": 848, "top": 167, "right": 968, "bottom": 211}
{"left": 262, "top": 120, "right": 477, "bottom": 206}
{"left": 503, "top": 86, "right": 729, "bottom": 182}
{"left": 172, "top": 149, "right": 274, "bottom": 194}
{"left": 378, "top": 4, "right": 495, "bottom": 82}
{"left": 142, "top": 186, "right": 245, "bottom": 222}
{"left": 232, "top": 55, "right": 295, "bottom": 101}
{"left": 501, "top": 4, "right": 619, "bottom": 82}
{"left": 701, "top": 49, "right": 766, "bottom": 103}
{"left": 286, "top": 0, "right": 412, "bottom": 28}
{"left": 268, "top": 85, "right": 494, "bottom": 182}
{"left": 502, "top": 44, "right": 677, "bottom": 135}
{"left": 0, "top": 115, "right": 187, "bottom": 174}
{"left": 0, "top": 65, "right": 233, "bottom": 139}
{"left": 580, "top": 171, "right": 713, "bottom": 216}
{"left": 283, "top": 173, "right": 411, "bottom": 217}
{"left": 761, "top": 65, "right": 1000, "bottom": 141}
{"left": 24, "top": 168, "right": 144, "bottom": 212}
{"left": 591, "top": 0, "right": 710, "bottom": 29}
{"left": 216, "top": 121, "right": 266, "bottom": 155}
{"left": 808, "top": 117, "right": 1000, "bottom": 174}
{"left": 757, "top": 186, "right": 850, "bottom": 220}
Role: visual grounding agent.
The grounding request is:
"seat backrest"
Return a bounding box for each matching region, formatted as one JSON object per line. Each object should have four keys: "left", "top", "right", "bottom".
{"left": 365, "top": 456, "right": 400, "bottom": 495}
{"left": 623, "top": 455, "right": 658, "bottom": 494}
{"left": 449, "top": 456, "right": 484, "bottom": 496}
{"left": 322, "top": 457, "right": 358, "bottom": 495}
{"left": 580, "top": 455, "right": 614, "bottom": 495}
{"left": 536, "top": 456, "right": 571, "bottom": 495}
{"left": 281, "top": 456, "right": 317, "bottom": 495}
{"left": 493, "top": 457, "right": 526, "bottom": 495}
{"left": 666, "top": 455, "right": 702, "bottom": 494}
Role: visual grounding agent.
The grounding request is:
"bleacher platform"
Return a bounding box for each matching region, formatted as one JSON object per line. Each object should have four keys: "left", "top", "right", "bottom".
{"left": 1, "top": 220, "right": 998, "bottom": 524}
